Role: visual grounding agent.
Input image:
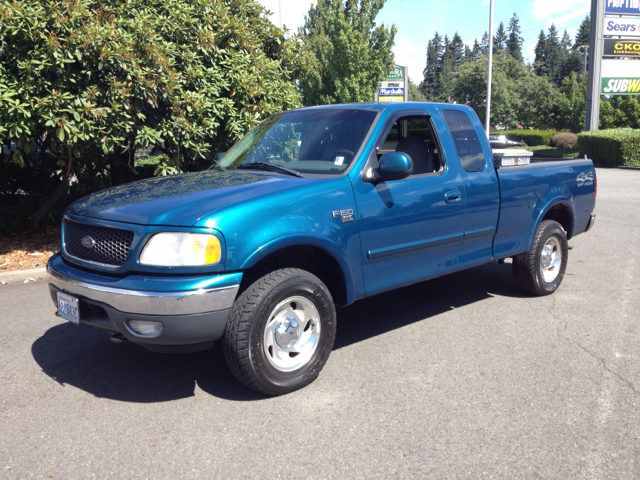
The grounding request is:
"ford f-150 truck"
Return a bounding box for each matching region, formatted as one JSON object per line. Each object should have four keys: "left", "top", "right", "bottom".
{"left": 47, "top": 102, "right": 597, "bottom": 395}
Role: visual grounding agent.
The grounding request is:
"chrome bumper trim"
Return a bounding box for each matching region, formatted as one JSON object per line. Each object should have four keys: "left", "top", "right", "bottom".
{"left": 586, "top": 214, "right": 596, "bottom": 232}
{"left": 47, "top": 264, "right": 239, "bottom": 316}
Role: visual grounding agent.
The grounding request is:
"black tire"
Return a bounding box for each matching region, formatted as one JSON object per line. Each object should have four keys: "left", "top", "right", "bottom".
{"left": 513, "top": 220, "right": 568, "bottom": 296}
{"left": 223, "top": 268, "right": 336, "bottom": 396}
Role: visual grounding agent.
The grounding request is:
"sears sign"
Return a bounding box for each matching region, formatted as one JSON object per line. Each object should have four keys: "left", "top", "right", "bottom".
{"left": 606, "top": 0, "right": 640, "bottom": 15}
{"left": 604, "top": 18, "right": 640, "bottom": 36}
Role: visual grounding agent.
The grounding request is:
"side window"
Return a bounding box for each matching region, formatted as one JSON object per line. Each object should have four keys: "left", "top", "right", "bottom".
{"left": 443, "top": 110, "right": 486, "bottom": 173}
{"left": 377, "top": 115, "right": 444, "bottom": 176}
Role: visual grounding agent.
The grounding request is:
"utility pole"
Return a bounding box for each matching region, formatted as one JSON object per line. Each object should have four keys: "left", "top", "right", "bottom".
{"left": 278, "top": 0, "right": 282, "bottom": 28}
{"left": 585, "top": 0, "right": 604, "bottom": 131}
{"left": 485, "top": 0, "right": 494, "bottom": 135}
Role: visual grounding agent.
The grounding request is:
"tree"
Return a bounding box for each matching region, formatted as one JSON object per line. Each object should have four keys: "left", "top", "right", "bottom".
{"left": 421, "top": 32, "right": 443, "bottom": 99}
{"left": 574, "top": 16, "right": 590, "bottom": 49}
{"left": 453, "top": 53, "right": 559, "bottom": 129}
{"left": 450, "top": 33, "right": 465, "bottom": 68}
{"left": 506, "top": 14, "right": 523, "bottom": 62}
{"left": 408, "top": 80, "right": 427, "bottom": 101}
{"left": 299, "top": 0, "right": 396, "bottom": 105}
{"left": 480, "top": 31, "right": 490, "bottom": 56}
{"left": 494, "top": 22, "right": 508, "bottom": 54}
{"left": 554, "top": 72, "right": 587, "bottom": 132}
{"left": 534, "top": 30, "right": 547, "bottom": 76}
{"left": 0, "top": 0, "right": 304, "bottom": 231}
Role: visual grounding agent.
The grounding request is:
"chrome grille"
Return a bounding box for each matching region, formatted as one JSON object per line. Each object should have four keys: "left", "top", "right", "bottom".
{"left": 64, "top": 219, "right": 134, "bottom": 267}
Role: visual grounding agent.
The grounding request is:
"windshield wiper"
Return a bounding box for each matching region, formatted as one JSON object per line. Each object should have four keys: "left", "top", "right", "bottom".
{"left": 237, "top": 162, "right": 306, "bottom": 178}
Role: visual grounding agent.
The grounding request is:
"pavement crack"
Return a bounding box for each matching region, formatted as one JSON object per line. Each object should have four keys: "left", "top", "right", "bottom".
{"left": 570, "top": 339, "right": 639, "bottom": 396}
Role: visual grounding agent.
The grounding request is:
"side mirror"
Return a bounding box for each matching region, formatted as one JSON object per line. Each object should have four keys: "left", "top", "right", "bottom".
{"left": 374, "top": 152, "right": 413, "bottom": 182}
{"left": 214, "top": 152, "right": 225, "bottom": 161}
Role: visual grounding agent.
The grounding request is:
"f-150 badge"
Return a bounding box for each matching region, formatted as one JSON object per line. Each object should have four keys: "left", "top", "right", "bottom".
{"left": 332, "top": 209, "right": 354, "bottom": 223}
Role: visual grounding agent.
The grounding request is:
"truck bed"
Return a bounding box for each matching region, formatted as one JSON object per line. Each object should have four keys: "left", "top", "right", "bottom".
{"left": 493, "top": 158, "right": 596, "bottom": 259}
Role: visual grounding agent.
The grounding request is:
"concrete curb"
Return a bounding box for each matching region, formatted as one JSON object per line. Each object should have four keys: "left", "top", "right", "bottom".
{"left": 0, "top": 267, "right": 48, "bottom": 283}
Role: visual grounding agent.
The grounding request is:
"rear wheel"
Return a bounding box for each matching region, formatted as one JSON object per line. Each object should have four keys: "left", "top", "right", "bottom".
{"left": 223, "top": 268, "right": 336, "bottom": 396}
{"left": 513, "top": 220, "right": 568, "bottom": 296}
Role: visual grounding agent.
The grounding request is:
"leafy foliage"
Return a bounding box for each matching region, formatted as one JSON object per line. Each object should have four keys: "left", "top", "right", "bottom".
{"left": 578, "top": 129, "right": 640, "bottom": 166}
{"left": 453, "top": 54, "right": 559, "bottom": 129}
{"left": 0, "top": 0, "right": 303, "bottom": 232}
{"left": 299, "top": 0, "right": 396, "bottom": 105}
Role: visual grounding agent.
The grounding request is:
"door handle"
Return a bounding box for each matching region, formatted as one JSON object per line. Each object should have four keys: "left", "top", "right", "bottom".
{"left": 444, "top": 190, "right": 462, "bottom": 204}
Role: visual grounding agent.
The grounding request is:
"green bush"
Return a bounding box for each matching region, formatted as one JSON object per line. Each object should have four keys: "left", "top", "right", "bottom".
{"left": 578, "top": 129, "right": 640, "bottom": 167}
{"left": 550, "top": 133, "right": 578, "bottom": 149}
{"left": 0, "top": 0, "right": 303, "bottom": 232}
{"left": 493, "top": 130, "right": 559, "bottom": 146}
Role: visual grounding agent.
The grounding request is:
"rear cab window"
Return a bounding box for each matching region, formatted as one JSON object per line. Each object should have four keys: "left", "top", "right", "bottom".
{"left": 443, "top": 110, "right": 486, "bottom": 173}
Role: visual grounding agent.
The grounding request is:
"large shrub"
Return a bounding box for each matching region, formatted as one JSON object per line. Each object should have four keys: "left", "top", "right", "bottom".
{"left": 550, "top": 133, "right": 578, "bottom": 149}
{"left": 0, "top": 0, "right": 303, "bottom": 232}
{"left": 578, "top": 129, "right": 640, "bottom": 167}
{"left": 496, "top": 130, "right": 558, "bottom": 146}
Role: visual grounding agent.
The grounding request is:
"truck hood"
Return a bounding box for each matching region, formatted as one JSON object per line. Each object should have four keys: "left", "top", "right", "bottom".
{"left": 67, "top": 170, "right": 310, "bottom": 226}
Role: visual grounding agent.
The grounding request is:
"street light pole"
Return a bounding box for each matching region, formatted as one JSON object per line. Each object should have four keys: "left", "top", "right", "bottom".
{"left": 278, "top": 0, "right": 282, "bottom": 28}
{"left": 485, "top": 0, "right": 494, "bottom": 135}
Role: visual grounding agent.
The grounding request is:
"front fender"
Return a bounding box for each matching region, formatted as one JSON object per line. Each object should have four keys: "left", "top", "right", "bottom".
{"left": 240, "top": 235, "right": 362, "bottom": 305}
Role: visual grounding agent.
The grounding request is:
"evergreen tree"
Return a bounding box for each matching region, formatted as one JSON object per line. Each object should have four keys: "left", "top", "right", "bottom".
{"left": 472, "top": 39, "right": 481, "bottom": 61}
{"left": 464, "top": 44, "right": 473, "bottom": 62}
{"left": 534, "top": 30, "right": 546, "bottom": 76}
{"left": 506, "top": 13, "right": 523, "bottom": 62}
{"left": 480, "top": 31, "right": 490, "bottom": 56}
{"left": 544, "top": 24, "right": 563, "bottom": 85}
{"left": 574, "top": 16, "right": 590, "bottom": 48}
{"left": 561, "top": 30, "right": 572, "bottom": 50}
{"left": 494, "top": 22, "right": 508, "bottom": 54}
{"left": 450, "top": 33, "right": 465, "bottom": 68}
{"left": 421, "top": 32, "right": 443, "bottom": 99}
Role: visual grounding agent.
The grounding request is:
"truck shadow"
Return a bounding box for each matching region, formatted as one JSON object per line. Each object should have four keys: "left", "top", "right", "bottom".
{"left": 31, "top": 261, "right": 522, "bottom": 402}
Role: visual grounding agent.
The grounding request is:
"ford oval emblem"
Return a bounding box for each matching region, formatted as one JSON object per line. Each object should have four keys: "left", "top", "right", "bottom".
{"left": 81, "top": 236, "right": 96, "bottom": 249}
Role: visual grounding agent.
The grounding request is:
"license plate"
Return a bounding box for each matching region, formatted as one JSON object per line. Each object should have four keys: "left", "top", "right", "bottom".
{"left": 57, "top": 292, "right": 79, "bottom": 325}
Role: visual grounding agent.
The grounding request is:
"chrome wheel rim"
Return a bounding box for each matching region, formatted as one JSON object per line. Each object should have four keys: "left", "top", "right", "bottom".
{"left": 540, "top": 236, "right": 562, "bottom": 283}
{"left": 263, "top": 296, "right": 321, "bottom": 372}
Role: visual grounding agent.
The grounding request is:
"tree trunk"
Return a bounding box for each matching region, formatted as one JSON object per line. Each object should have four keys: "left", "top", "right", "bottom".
{"left": 30, "top": 151, "right": 74, "bottom": 232}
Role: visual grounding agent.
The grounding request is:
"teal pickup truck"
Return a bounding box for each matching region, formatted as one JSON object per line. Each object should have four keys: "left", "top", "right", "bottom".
{"left": 47, "top": 102, "right": 597, "bottom": 395}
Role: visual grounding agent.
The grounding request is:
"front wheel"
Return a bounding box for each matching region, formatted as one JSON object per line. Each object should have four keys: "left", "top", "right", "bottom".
{"left": 223, "top": 269, "right": 336, "bottom": 396}
{"left": 513, "top": 220, "right": 569, "bottom": 296}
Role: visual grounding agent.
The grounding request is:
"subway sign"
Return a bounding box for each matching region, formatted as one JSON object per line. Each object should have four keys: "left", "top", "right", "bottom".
{"left": 601, "top": 78, "right": 640, "bottom": 94}
{"left": 605, "top": 0, "right": 640, "bottom": 15}
{"left": 604, "top": 39, "right": 640, "bottom": 56}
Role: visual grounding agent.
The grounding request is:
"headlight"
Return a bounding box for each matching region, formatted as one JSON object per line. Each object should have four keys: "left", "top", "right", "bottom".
{"left": 140, "top": 233, "right": 221, "bottom": 266}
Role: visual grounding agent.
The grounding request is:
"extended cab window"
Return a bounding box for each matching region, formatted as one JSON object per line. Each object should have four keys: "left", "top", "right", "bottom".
{"left": 443, "top": 110, "right": 486, "bottom": 173}
{"left": 378, "top": 116, "right": 444, "bottom": 175}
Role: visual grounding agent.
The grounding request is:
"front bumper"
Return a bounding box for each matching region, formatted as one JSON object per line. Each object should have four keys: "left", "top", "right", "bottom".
{"left": 47, "top": 254, "right": 241, "bottom": 351}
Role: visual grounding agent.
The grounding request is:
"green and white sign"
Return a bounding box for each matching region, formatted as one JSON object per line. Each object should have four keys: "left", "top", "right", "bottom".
{"left": 602, "top": 78, "right": 640, "bottom": 94}
{"left": 600, "top": 59, "right": 640, "bottom": 95}
{"left": 386, "top": 67, "right": 405, "bottom": 80}
{"left": 375, "top": 65, "right": 408, "bottom": 102}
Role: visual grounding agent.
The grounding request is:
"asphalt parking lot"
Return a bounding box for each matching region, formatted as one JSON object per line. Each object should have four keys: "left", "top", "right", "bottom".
{"left": 1, "top": 167, "right": 638, "bottom": 479}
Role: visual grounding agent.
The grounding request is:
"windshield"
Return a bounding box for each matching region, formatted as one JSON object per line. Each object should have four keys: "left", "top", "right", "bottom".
{"left": 219, "top": 109, "right": 378, "bottom": 175}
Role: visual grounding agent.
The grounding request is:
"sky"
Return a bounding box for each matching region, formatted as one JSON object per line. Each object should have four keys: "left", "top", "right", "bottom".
{"left": 256, "top": 0, "right": 591, "bottom": 84}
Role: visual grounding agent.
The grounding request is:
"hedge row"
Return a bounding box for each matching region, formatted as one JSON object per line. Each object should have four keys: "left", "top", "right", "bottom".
{"left": 493, "top": 130, "right": 560, "bottom": 146}
{"left": 578, "top": 129, "right": 640, "bottom": 167}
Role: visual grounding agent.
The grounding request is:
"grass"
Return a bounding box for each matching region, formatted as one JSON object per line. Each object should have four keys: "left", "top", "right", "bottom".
{"left": 507, "top": 145, "right": 580, "bottom": 159}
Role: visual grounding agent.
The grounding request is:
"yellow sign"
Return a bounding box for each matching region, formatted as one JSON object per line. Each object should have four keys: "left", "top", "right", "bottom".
{"left": 378, "top": 96, "right": 404, "bottom": 103}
